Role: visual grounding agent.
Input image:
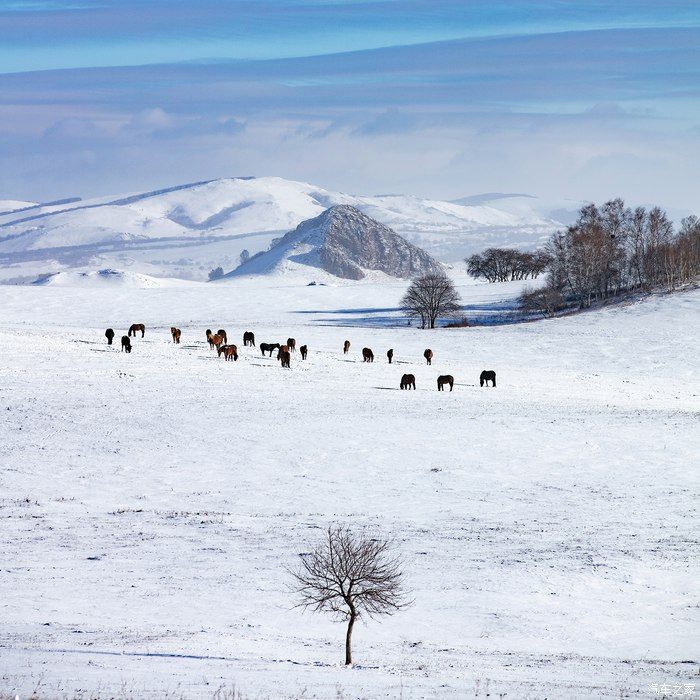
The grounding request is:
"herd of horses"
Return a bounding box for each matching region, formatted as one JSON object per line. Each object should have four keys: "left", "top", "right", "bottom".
{"left": 103, "top": 325, "right": 497, "bottom": 390}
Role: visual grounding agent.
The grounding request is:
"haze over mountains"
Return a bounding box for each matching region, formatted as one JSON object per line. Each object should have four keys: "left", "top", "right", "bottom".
{"left": 0, "top": 176, "right": 571, "bottom": 283}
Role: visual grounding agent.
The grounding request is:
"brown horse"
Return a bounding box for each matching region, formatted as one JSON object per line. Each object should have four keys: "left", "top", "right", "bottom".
{"left": 437, "top": 375, "right": 454, "bottom": 392}
{"left": 343, "top": 340, "right": 350, "bottom": 354}
{"left": 170, "top": 327, "right": 181, "bottom": 343}
{"left": 121, "top": 335, "right": 131, "bottom": 353}
{"left": 217, "top": 329, "right": 228, "bottom": 344}
{"left": 105, "top": 328, "right": 114, "bottom": 345}
{"left": 423, "top": 348, "right": 433, "bottom": 365}
{"left": 400, "top": 374, "right": 416, "bottom": 390}
{"left": 480, "top": 370, "right": 496, "bottom": 387}
{"left": 387, "top": 349, "right": 393, "bottom": 364}
{"left": 219, "top": 344, "right": 238, "bottom": 361}
{"left": 300, "top": 345, "right": 308, "bottom": 360}
{"left": 260, "top": 342, "right": 280, "bottom": 357}
{"left": 277, "top": 344, "right": 289, "bottom": 360}
{"left": 279, "top": 349, "right": 291, "bottom": 368}
{"left": 243, "top": 331, "right": 255, "bottom": 347}
{"left": 208, "top": 333, "right": 224, "bottom": 349}
{"left": 128, "top": 323, "right": 145, "bottom": 338}
{"left": 362, "top": 347, "right": 374, "bottom": 363}
{"left": 287, "top": 338, "right": 296, "bottom": 352}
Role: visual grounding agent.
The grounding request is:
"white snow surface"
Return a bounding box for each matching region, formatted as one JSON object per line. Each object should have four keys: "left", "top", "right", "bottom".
{"left": 34, "top": 268, "right": 197, "bottom": 289}
{"left": 0, "top": 276, "right": 697, "bottom": 699}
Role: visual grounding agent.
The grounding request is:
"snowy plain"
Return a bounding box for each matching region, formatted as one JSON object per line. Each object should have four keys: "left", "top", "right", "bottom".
{"left": 0, "top": 273, "right": 698, "bottom": 699}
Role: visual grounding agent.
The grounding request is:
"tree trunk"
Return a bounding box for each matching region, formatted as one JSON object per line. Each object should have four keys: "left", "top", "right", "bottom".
{"left": 345, "top": 613, "right": 356, "bottom": 665}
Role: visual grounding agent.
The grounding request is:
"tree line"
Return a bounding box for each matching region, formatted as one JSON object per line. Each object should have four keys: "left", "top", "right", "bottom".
{"left": 523, "top": 200, "right": 700, "bottom": 315}
{"left": 466, "top": 248, "right": 551, "bottom": 282}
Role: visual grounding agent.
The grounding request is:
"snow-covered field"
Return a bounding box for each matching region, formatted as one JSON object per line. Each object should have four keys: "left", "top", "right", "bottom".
{"left": 0, "top": 275, "right": 698, "bottom": 699}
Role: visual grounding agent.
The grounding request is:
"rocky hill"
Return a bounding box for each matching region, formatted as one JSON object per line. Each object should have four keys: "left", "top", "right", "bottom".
{"left": 229, "top": 205, "right": 444, "bottom": 280}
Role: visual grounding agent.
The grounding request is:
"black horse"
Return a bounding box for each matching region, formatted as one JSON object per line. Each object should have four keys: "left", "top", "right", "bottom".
{"left": 400, "top": 374, "right": 416, "bottom": 390}
{"left": 105, "top": 328, "right": 114, "bottom": 345}
{"left": 243, "top": 331, "right": 255, "bottom": 347}
{"left": 300, "top": 345, "right": 308, "bottom": 360}
{"left": 437, "top": 375, "right": 454, "bottom": 391}
{"left": 121, "top": 335, "right": 132, "bottom": 353}
{"left": 387, "top": 349, "right": 393, "bottom": 364}
{"left": 260, "top": 342, "right": 281, "bottom": 357}
{"left": 480, "top": 370, "right": 496, "bottom": 387}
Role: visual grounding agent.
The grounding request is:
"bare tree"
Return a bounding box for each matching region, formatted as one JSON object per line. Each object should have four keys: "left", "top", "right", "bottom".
{"left": 289, "top": 525, "right": 410, "bottom": 665}
{"left": 401, "top": 273, "right": 462, "bottom": 329}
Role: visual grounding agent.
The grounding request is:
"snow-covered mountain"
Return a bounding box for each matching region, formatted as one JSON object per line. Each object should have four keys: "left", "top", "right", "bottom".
{"left": 229, "top": 205, "right": 444, "bottom": 280}
{"left": 0, "top": 176, "right": 565, "bottom": 283}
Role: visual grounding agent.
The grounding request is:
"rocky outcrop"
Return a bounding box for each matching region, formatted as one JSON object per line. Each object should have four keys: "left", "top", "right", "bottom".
{"left": 235, "top": 205, "right": 444, "bottom": 280}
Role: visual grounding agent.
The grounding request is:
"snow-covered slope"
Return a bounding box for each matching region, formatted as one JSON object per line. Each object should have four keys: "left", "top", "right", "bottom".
{"left": 229, "top": 205, "right": 444, "bottom": 280}
{"left": 0, "top": 278, "right": 696, "bottom": 698}
{"left": 0, "top": 177, "right": 563, "bottom": 282}
{"left": 33, "top": 268, "right": 194, "bottom": 288}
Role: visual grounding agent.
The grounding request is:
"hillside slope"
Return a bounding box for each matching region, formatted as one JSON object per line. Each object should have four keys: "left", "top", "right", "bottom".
{"left": 0, "top": 177, "right": 563, "bottom": 282}
{"left": 229, "top": 205, "right": 444, "bottom": 280}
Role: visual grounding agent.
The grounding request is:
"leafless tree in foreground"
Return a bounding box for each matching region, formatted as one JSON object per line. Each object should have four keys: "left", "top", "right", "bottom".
{"left": 289, "top": 526, "right": 411, "bottom": 665}
{"left": 401, "top": 273, "right": 462, "bottom": 328}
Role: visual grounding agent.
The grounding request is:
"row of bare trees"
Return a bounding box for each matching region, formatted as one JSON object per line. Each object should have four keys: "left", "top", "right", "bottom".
{"left": 523, "top": 201, "right": 700, "bottom": 314}
{"left": 466, "top": 248, "right": 550, "bottom": 283}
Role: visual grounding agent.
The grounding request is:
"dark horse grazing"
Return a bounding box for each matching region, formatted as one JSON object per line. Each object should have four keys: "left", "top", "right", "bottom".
{"left": 362, "top": 347, "right": 374, "bottom": 363}
{"left": 243, "top": 331, "right": 255, "bottom": 347}
{"left": 400, "top": 374, "right": 416, "bottom": 390}
{"left": 387, "top": 349, "right": 393, "bottom": 364}
{"left": 121, "top": 335, "right": 131, "bottom": 353}
{"left": 437, "top": 375, "right": 454, "bottom": 391}
{"left": 287, "top": 338, "right": 296, "bottom": 352}
{"left": 300, "top": 345, "right": 308, "bottom": 360}
{"left": 217, "top": 329, "right": 228, "bottom": 344}
{"left": 105, "top": 328, "right": 114, "bottom": 345}
{"left": 128, "top": 323, "right": 145, "bottom": 338}
{"left": 260, "top": 342, "right": 281, "bottom": 357}
{"left": 423, "top": 348, "right": 433, "bottom": 365}
{"left": 480, "top": 370, "right": 496, "bottom": 387}
{"left": 279, "top": 349, "right": 291, "bottom": 368}
{"left": 218, "top": 344, "right": 238, "bottom": 361}
{"left": 343, "top": 340, "right": 350, "bottom": 354}
{"left": 170, "top": 327, "right": 181, "bottom": 343}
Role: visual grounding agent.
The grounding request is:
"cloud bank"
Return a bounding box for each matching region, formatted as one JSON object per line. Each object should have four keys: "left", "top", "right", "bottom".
{"left": 0, "top": 1, "right": 698, "bottom": 210}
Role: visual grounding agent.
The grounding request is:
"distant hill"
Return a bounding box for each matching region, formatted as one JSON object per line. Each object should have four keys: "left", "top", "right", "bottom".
{"left": 227, "top": 205, "right": 444, "bottom": 280}
{"left": 0, "top": 176, "right": 564, "bottom": 282}
{"left": 33, "top": 268, "right": 193, "bottom": 288}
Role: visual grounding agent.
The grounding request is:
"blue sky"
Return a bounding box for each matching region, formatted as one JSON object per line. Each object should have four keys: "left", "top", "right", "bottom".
{"left": 0, "top": 1, "right": 698, "bottom": 207}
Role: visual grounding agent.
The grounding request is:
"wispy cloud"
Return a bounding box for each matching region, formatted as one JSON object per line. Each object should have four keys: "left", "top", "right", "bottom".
{"left": 0, "top": 3, "right": 698, "bottom": 210}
